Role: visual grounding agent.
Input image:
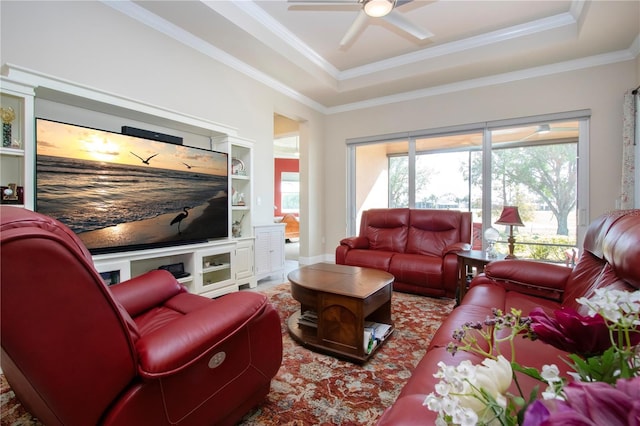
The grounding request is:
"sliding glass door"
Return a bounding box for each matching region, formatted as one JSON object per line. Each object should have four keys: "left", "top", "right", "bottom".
{"left": 488, "top": 120, "right": 579, "bottom": 262}
{"left": 347, "top": 113, "right": 588, "bottom": 264}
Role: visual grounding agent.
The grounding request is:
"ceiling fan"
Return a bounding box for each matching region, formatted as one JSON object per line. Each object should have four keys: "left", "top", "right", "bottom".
{"left": 287, "top": 0, "right": 433, "bottom": 48}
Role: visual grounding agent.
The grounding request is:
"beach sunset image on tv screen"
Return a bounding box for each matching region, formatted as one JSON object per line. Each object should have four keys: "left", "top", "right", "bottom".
{"left": 35, "top": 118, "right": 229, "bottom": 254}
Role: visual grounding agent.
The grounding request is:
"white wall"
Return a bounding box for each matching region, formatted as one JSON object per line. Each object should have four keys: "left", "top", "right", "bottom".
{"left": 324, "top": 61, "right": 638, "bottom": 254}
{"left": 0, "top": 0, "right": 326, "bottom": 260}
{"left": 1, "top": 1, "right": 637, "bottom": 261}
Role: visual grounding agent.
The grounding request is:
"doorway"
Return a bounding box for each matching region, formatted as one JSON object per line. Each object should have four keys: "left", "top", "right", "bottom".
{"left": 274, "top": 114, "right": 300, "bottom": 266}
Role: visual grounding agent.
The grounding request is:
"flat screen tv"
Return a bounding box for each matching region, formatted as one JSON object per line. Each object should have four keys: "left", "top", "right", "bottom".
{"left": 35, "top": 118, "right": 229, "bottom": 255}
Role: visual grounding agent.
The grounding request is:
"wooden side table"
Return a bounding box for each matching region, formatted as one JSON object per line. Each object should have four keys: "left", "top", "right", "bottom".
{"left": 456, "top": 250, "right": 505, "bottom": 303}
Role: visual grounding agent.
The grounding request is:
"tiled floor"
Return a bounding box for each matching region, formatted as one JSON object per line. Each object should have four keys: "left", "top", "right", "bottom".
{"left": 246, "top": 259, "right": 299, "bottom": 292}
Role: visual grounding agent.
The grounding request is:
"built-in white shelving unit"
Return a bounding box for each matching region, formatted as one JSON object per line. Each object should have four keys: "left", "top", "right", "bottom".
{"left": 1, "top": 64, "right": 257, "bottom": 297}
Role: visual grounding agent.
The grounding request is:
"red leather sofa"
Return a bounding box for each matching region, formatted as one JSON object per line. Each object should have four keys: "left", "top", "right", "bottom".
{"left": 0, "top": 207, "right": 283, "bottom": 426}
{"left": 336, "top": 208, "right": 472, "bottom": 298}
{"left": 376, "top": 209, "right": 640, "bottom": 425}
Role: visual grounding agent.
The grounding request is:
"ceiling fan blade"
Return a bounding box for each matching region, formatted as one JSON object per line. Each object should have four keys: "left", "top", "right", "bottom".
{"left": 340, "top": 10, "right": 369, "bottom": 47}
{"left": 287, "top": 0, "right": 357, "bottom": 4}
{"left": 382, "top": 9, "right": 433, "bottom": 40}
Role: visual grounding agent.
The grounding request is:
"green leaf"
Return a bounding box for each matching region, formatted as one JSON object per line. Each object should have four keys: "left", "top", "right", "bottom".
{"left": 566, "top": 347, "right": 623, "bottom": 384}
{"left": 511, "top": 363, "right": 544, "bottom": 382}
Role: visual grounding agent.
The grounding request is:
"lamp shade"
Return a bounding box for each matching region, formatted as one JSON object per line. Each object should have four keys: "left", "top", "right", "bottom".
{"left": 495, "top": 206, "right": 524, "bottom": 227}
{"left": 363, "top": 0, "right": 394, "bottom": 17}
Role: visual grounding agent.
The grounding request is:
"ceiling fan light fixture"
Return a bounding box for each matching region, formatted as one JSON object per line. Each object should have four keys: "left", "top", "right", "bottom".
{"left": 363, "top": 0, "right": 394, "bottom": 18}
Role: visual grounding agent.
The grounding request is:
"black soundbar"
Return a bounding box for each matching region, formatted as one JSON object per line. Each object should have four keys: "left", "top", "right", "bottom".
{"left": 121, "top": 126, "right": 183, "bottom": 145}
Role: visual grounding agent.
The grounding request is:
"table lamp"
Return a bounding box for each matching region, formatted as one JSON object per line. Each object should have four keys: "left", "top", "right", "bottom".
{"left": 495, "top": 206, "right": 524, "bottom": 259}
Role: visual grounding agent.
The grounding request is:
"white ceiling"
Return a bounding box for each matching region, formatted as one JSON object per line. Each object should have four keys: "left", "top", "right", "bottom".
{"left": 112, "top": 0, "right": 639, "bottom": 113}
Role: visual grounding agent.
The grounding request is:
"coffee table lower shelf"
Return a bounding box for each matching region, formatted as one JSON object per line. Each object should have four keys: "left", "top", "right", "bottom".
{"left": 287, "top": 311, "right": 394, "bottom": 363}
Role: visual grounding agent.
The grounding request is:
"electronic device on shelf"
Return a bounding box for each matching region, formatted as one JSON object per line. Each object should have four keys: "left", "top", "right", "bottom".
{"left": 158, "top": 262, "right": 190, "bottom": 279}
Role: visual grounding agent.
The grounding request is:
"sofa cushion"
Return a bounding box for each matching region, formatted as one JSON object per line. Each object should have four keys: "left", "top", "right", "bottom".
{"left": 406, "top": 210, "right": 465, "bottom": 256}
{"left": 367, "top": 226, "right": 408, "bottom": 252}
{"left": 429, "top": 285, "right": 563, "bottom": 362}
{"left": 603, "top": 211, "right": 640, "bottom": 289}
{"left": 561, "top": 251, "right": 607, "bottom": 310}
{"left": 429, "top": 301, "right": 496, "bottom": 351}
{"left": 569, "top": 263, "right": 635, "bottom": 314}
{"left": 360, "top": 208, "right": 410, "bottom": 252}
{"left": 398, "top": 347, "right": 480, "bottom": 399}
{"left": 376, "top": 393, "right": 441, "bottom": 425}
{"left": 389, "top": 253, "right": 442, "bottom": 288}
{"left": 342, "top": 249, "right": 395, "bottom": 271}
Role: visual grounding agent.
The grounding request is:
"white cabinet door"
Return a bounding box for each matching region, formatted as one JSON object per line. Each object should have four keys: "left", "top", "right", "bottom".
{"left": 235, "top": 239, "right": 256, "bottom": 288}
{"left": 254, "top": 224, "right": 285, "bottom": 281}
{"left": 268, "top": 230, "right": 284, "bottom": 274}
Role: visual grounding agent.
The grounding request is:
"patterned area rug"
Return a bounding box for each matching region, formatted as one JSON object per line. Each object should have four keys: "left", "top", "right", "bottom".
{"left": 0, "top": 283, "right": 455, "bottom": 425}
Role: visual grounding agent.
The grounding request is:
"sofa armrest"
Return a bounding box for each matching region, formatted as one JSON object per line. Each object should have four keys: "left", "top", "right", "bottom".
{"left": 109, "top": 270, "right": 186, "bottom": 317}
{"left": 339, "top": 236, "right": 369, "bottom": 249}
{"left": 443, "top": 242, "right": 472, "bottom": 255}
{"left": 471, "top": 260, "right": 572, "bottom": 301}
{"left": 135, "top": 292, "right": 270, "bottom": 378}
{"left": 336, "top": 236, "right": 369, "bottom": 264}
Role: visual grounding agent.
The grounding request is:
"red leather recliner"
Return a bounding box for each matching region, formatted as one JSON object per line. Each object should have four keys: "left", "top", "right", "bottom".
{"left": 0, "top": 206, "right": 283, "bottom": 425}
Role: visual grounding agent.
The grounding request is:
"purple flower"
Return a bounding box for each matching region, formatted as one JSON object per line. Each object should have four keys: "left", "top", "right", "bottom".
{"left": 528, "top": 307, "right": 612, "bottom": 356}
{"left": 522, "top": 377, "right": 640, "bottom": 426}
{"left": 521, "top": 399, "right": 583, "bottom": 426}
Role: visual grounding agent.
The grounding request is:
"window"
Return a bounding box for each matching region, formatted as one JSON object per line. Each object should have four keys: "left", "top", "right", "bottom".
{"left": 489, "top": 121, "right": 579, "bottom": 261}
{"left": 347, "top": 112, "right": 589, "bottom": 263}
{"left": 280, "top": 171, "right": 299, "bottom": 213}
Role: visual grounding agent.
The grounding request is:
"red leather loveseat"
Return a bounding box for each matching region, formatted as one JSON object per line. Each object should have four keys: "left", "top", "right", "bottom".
{"left": 336, "top": 208, "right": 472, "bottom": 298}
{"left": 376, "top": 209, "right": 640, "bottom": 425}
{"left": 0, "top": 207, "right": 283, "bottom": 426}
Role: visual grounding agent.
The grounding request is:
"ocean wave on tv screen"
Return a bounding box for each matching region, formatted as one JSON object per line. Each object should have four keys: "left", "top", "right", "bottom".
{"left": 36, "top": 156, "right": 227, "bottom": 234}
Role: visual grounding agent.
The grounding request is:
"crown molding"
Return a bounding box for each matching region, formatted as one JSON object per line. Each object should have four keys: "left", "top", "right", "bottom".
{"left": 327, "top": 48, "right": 637, "bottom": 114}
{"left": 101, "top": 0, "right": 637, "bottom": 116}
{"left": 229, "top": 0, "right": 341, "bottom": 79}
{"left": 101, "top": 0, "right": 326, "bottom": 113}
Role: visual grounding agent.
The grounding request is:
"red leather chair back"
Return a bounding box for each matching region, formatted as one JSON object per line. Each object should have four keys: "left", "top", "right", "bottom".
{"left": 601, "top": 211, "right": 640, "bottom": 289}
{"left": 1, "top": 207, "right": 138, "bottom": 425}
{"left": 562, "top": 209, "right": 640, "bottom": 311}
{"left": 406, "top": 209, "right": 472, "bottom": 256}
{"left": 359, "top": 208, "right": 410, "bottom": 252}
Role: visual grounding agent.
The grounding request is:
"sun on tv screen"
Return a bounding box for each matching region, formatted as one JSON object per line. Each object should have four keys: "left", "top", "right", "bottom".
{"left": 35, "top": 118, "right": 229, "bottom": 254}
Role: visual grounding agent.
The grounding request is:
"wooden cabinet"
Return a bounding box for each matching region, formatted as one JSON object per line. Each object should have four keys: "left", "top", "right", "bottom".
{"left": 254, "top": 224, "right": 286, "bottom": 282}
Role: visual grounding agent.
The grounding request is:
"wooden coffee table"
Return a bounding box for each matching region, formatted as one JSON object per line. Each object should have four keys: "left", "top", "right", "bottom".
{"left": 287, "top": 263, "right": 394, "bottom": 363}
